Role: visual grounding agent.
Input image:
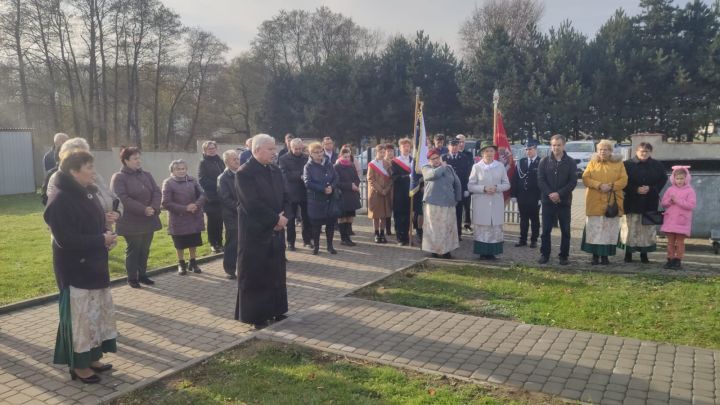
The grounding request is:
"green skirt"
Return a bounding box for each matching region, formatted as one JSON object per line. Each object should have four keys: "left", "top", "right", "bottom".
{"left": 474, "top": 241, "right": 504, "bottom": 255}
{"left": 54, "top": 289, "right": 117, "bottom": 369}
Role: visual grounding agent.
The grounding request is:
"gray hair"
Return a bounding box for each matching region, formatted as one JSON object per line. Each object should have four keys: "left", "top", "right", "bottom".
{"left": 53, "top": 132, "right": 69, "bottom": 143}
{"left": 550, "top": 134, "right": 566, "bottom": 144}
{"left": 290, "top": 138, "right": 304, "bottom": 148}
{"left": 222, "top": 149, "right": 238, "bottom": 163}
{"left": 59, "top": 137, "right": 90, "bottom": 160}
{"left": 169, "top": 159, "right": 187, "bottom": 172}
{"left": 252, "top": 134, "right": 275, "bottom": 154}
{"left": 201, "top": 140, "right": 217, "bottom": 152}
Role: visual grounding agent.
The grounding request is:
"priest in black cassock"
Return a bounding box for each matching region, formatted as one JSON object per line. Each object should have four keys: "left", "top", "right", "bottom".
{"left": 234, "top": 134, "right": 289, "bottom": 329}
{"left": 511, "top": 139, "right": 541, "bottom": 248}
{"left": 391, "top": 138, "right": 413, "bottom": 245}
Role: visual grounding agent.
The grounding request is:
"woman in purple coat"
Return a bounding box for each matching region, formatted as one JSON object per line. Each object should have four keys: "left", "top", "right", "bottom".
{"left": 161, "top": 160, "right": 207, "bottom": 275}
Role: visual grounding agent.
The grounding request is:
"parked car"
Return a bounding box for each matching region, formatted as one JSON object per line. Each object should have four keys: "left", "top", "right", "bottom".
{"left": 565, "top": 140, "right": 596, "bottom": 175}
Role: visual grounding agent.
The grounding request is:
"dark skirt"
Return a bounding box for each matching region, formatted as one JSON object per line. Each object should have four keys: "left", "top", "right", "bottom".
{"left": 171, "top": 233, "right": 203, "bottom": 249}
{"left": 341, "top": 210, "right": 356, "bottom": 218}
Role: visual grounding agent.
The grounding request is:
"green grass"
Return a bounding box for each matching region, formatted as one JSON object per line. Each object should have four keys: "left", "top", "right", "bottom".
{"left": 0, "top": 193, "right": 216, "bottom": 305}
{"left": 355, "top": 264, "right": 720, "bottom": 350}
{"left": 113, "top": 340, "right": 561, "bottom": 405}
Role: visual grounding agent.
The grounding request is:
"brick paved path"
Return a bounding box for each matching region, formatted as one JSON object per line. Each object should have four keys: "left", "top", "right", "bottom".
{"left": 0, "top": 186, "right": 718, "bottom": 404}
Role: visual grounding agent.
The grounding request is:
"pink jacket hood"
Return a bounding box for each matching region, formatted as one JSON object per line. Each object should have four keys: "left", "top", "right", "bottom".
{"left": 670, "top": 165, "right": 692, "bottom": 188}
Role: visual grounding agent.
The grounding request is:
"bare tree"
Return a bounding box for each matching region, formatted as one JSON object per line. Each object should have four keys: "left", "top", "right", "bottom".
{"left": 459, "top": 0, "right": 545, "bottom": 58}
{"left": 0, "top": 0, "right": 32, "bottom": 126}
{"left": 217, "top": 53, "right": 269, "bottom": 138}
{"left": 150, "top": 4, "right": 181, "bottom": 150}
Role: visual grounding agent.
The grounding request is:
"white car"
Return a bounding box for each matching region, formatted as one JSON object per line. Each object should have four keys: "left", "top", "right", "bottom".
{"left": 564, "top": 141, "right": 595, "bottom": 176}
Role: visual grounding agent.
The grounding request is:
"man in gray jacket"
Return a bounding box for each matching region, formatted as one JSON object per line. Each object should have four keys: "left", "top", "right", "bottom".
{"left": 218, "top": 150, "right": 241, "bottom": 279}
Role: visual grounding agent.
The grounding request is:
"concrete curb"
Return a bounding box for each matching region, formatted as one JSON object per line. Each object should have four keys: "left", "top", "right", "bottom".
{"left": 340, "top": 257, "right": 429, "bottom": 298}
{"left": 0, "top": 253, "right": 223, "bottom": 315}
{"left": 100, "top": 334, "right": 257, "bottom": 404}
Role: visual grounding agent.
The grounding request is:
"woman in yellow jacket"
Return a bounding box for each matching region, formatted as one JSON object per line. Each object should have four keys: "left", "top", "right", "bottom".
{"left": 581, "top": 140, "right": 628, "bottom": 265}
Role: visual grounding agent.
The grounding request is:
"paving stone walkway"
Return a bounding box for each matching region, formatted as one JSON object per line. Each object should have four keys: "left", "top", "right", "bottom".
{"left": 0, "top": 187, "right": 718, "bottom": 404}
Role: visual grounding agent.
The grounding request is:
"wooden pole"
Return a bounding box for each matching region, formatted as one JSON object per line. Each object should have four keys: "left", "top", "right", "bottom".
{"left": 409, "top": 87, "right": 421, "bottom": 246}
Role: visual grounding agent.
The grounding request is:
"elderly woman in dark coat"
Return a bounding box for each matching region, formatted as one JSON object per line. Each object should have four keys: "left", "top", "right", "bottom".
{"left": 334, "top": 146, "right": 362, "bottom": 246}
{"left": 198, "top": 140, "right": 226, "bottom": 253}
{"left": 110, "top": 147, "right": 162, "bottom": 288}
{"left": 44, "top": 150, "right": 118, "bottom": 384}
{"left": 619, "top": 142, "right": 668, "bottom": 263}
{"left": 162, "top": 159, "right": 207, "bottom": 275}
{"left": 304, "top": 141, "right": 340, "bottom": 255}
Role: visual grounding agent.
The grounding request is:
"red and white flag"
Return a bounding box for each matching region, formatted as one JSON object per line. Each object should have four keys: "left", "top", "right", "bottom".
{"left": 494, "top": 110, "right": 515, "bottom": 202}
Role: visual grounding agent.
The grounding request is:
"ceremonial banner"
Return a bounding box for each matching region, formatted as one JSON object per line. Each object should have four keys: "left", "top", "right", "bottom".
{"left": 494, "top": 110, "right": 515, "bottom": 201}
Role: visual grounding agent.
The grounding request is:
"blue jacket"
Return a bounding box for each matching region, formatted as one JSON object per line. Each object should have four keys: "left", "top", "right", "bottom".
{"left": 303, "top": 159, "right": 338, "bottom": 221}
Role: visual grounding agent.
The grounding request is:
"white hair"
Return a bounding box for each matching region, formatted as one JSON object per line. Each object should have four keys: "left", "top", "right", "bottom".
{"left": 290, "top": 138, "right": 303, "bottom": 148}
{"left": 169, "top": 159, "right": 187, "bottom": 172}
{"left": 251, "top": 134, "right": 275, "bottom": 154}
{"left": 53, "top": 133, "right": 69, "bottom": 143}
{"left": 222, "top": 149, "right": 238, "bottom": 163}
{"left": 59, "top": 137, "right": 90, "bottom": 158}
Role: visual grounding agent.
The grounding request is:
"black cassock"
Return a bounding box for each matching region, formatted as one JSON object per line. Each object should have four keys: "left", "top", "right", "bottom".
{"left": 234, "top": 157, "right": 288, "bottom": 324}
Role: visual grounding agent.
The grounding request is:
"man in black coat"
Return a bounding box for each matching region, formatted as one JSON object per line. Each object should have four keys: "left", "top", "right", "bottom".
{"left": 43, "top": 133, "right": 69, "bottom": 173}
{"left": 322, "top": 136, "right": 339, "bottom": 165}
{"left": 537, "top": 134, "right": 577, "bottom": 265}
{"left": 277, "top": 133, "right": 294, "bottom": 159}
{"left": 511, "top": 139, "right": 542, "bottom": 248}
{"left": 218, "top": 149, "right": 241, "bottom": 279}
{"left": 443, "top": 139, "right": 473, "bottom": 240}
{"left": 235, "top": 134, "right": 288, "bottom": 329}
{"left": 279, "top": 138, "right": 313, "bottom": 250}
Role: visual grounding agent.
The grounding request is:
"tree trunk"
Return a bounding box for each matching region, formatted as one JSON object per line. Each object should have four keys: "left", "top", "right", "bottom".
{"left": 33, "top": 0, "right": 60, "bottom": 130}
{"left": 153, "top": 41, "right": 163, "bottom": 150}
{"left": 12, "top": 0, "right": 31, "bottom": 127}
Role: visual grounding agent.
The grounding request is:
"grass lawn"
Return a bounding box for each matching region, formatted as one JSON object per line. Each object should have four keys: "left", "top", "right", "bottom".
{"left": 355, "top": 264, "right": 720, "bottom": 350}
{"left": 112, "top": 340, "right": 561, "bottom": 405}
{"left": 0, "top": 193, "right": 216, "bottom": 306}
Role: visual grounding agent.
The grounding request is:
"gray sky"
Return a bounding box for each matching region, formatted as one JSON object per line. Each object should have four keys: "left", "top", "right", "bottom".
{"left": 164, "top": 0, "right": 646, "bottom": 58}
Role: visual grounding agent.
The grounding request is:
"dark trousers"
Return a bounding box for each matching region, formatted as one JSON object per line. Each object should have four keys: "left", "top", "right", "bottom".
{"left": 286, "top": 201, "right": 312, "bottom": 246}
{"left": 540, "top": 203, "right": 571, "bottom": 259}
{"left": 461, "top": 196, "right": 471, "bottom": 225}
{"left": 455, "top": 201, "right": 466, "bottom": 237}
{"left": 123, "top": 232, "right": 154, "bottom": 281}
{"left": 393, "top": 210, "right": 410, "bottom": 243}
{"left": 205, "top": 210, "right": 224, "bottom": 247}
{"left": 312, "top": 222, "right": 335, "bottom": 248}
{"left": 223, "top": 224, "right": 238, "bottom": 275}
{"left": 518, "top": 201, "right": 540, "bottom": 243}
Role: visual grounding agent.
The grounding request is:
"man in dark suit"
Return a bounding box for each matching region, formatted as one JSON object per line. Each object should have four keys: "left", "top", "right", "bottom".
{"left": 443, "top": 139, "right": 473, "bottom": 240}
{"left": 217, "top": 149, "right": 241, "bottom": 279}
{"left": 235, "top": 134, "right": 288, "bottom": 329}
{"left": 511, "top": 139, "right": 542, "bottom": 248}
{"left": 322, "top": 136, "right": 338, "bottom": 165}
{"left": 278, "top": 138, "right": 313, "bottom": 250}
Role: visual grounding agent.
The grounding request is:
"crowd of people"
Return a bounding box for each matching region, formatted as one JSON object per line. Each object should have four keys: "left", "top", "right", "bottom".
{"left": 40, "top": 131, "right": 697, "bottom": 384}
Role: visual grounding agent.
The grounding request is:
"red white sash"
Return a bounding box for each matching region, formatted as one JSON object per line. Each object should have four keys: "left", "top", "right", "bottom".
{"left": 392, "top": 156, "right": 411, "bottom": 173}
{"left": 368, "top": 160, "right": 389, "bottom": 178}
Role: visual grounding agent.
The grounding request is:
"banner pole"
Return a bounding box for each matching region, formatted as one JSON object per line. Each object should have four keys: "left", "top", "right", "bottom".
{"left": 409, "top": 87, "right": 421, "bottom": 246}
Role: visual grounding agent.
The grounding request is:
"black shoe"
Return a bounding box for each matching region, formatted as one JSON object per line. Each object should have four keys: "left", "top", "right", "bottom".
{"left": 139, "top": 276, "right": 155, "bottom": 285}
{"left": 464, "top": 224, "right": 472, "bottom": 232}
{"left": 273, "top": 314, "right": 288, "bottom": 321}
{"left": 374, "top": 232, "right": 381, "bottom": 243}
{"left": 70, "top": 369, "right": 100, "bottom": 384}
{"left": 178, "top": 261, "right": 188, "bottom": 275}
{"left": 538, "top": 256, "right": 549, "bottom": 265}
{"left": 189, "top": 260, "right": 202, "bottom": 274}
{"left": 312, "top": 246, "right": 320, "bottom": 255}
{"left": 672, "top": 258, "right": 683, "bottom": 270}
{"left": 340, "top": 240, "right": 356, "bottom": 246}
{"left": 515, "top": 242, "right": 527, "bottom": 247}
{"left": 529, "top": 241, "right": 537, "bottom": 248}
{"left": 90, "top": 363, "right": 113, "bottom": 373}
{"left": 624, "top": 251, "right": 633, "bottom": 263}
{"left": 591, "top": 255, "right": 600, "bottom": 265}
{"left": 287, "top": 244, "right": 296, "bottom": 252}
{"left": 128, "top": 280, "right": 141, "bottom": 288}
{"left": 431, "top": 253, "right": 440, "bottom": 258}
{"left": 226, "top": 273, "right": 237, "bottom": 280}
{"left": 558, "top": 257, "right": 569, "bottom": 266}
{"left": 601, "top": 256, "right": 610, "bottom": 265}
{"left": 640, "top": 253, "right": 650, "bottom": 263}
{"left": 253, "top": 321, "right": 268, "bottom": 330}
{"left": 663, "top": 258, "right": 674, "bottom": 269}
{"left": 486, "top": 255, "right": 497, "bottom": 261}
{"left": 327, "top": 246, "right": 337, "bottom": 254}
{"left": 442, "top": 252, "right": 452, "bottom": 259}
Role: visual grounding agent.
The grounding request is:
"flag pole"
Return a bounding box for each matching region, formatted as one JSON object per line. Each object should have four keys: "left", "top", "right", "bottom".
{"left": 493, "top": 89, "right": 499, "bottom": 142}
{"left": 409, "top": 87, "right": 421, "bottom": 246}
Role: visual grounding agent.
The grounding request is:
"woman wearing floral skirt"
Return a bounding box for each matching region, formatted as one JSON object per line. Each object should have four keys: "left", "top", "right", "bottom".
{"left": 44, "top": 150, "right": 118, "bottom": 384}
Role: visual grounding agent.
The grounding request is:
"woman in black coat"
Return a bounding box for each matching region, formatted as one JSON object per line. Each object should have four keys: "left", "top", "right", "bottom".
{"left": 303, "top": 142, "right": 339, "bottom": 255}
{"left": 619, "top": 142, "right": 668, "bottom": 263}
{"left": 198, "top": 141, "right": 226, "bottom": 253}
{"left": 334, "top": 147, "right": 362, "bottom": 246}
{"left": 44, "top": 151, "right": 118, "bottom": 384}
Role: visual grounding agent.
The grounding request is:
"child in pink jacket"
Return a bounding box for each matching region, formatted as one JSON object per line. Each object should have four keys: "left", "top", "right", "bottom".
{"left": 660, "top": 166, "right": 696, "bottom": 269}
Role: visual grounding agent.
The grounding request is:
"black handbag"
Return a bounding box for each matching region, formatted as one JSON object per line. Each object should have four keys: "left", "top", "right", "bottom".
{"left": 641, "top": 210, "right": 664, "bottom": 225}
{"left": 605, "top": 191, "right": 619, "bottom": 218}
{"left": 326, "top": 188, "right": 342, "bottom": 218}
